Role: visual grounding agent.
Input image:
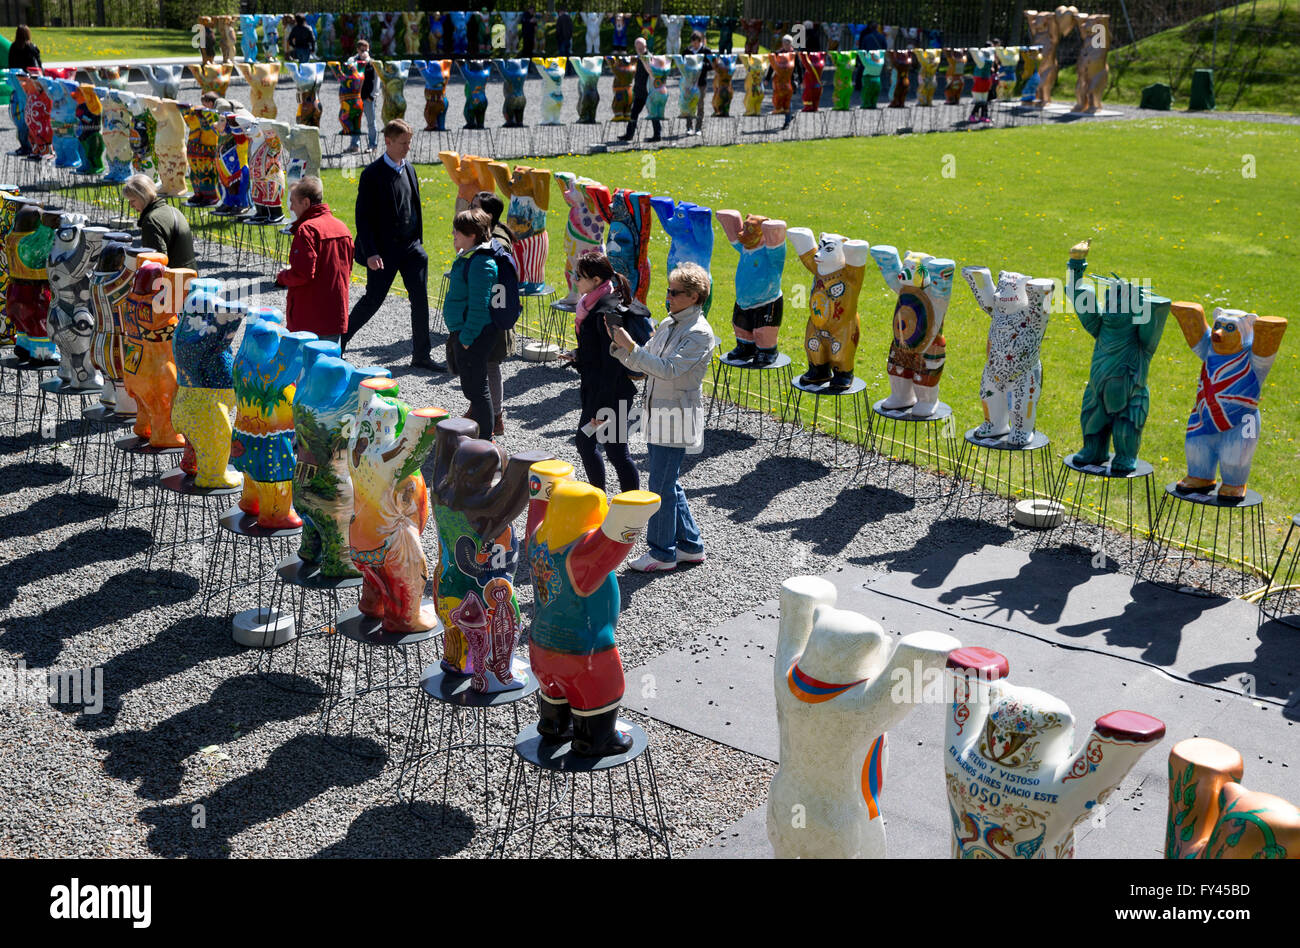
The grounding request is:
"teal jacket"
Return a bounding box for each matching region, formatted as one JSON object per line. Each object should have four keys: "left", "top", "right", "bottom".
{"left": 444, "top": 244, "right": 497, "bottom": 347}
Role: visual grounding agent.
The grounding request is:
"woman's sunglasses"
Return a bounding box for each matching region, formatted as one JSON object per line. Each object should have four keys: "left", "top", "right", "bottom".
{"left": 666, "top": 287, "right": 691, "bottom": 297}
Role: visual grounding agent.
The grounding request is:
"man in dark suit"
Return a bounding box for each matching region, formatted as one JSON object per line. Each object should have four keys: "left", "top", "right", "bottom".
{"left": 343, "top": 118, "right": 445, "bottom": 371}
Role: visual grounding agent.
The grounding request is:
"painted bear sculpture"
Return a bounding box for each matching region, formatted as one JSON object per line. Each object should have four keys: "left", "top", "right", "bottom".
{"left": 429, "top": 418, "right": 551, "bottom": 692}
{"left": 47, "top": 214, "right": 108, "bottom": 392}
{"left": 962, "top": 266, "right": 1056, "bottom": 445}
{"left": 414, "top": 60, "right": 451, "bottom": 131}
{"left": 7, "top": 203, "right": 57, "bottom": 365}
{"left": 488, "top": 162, "right": 552, "bottom": 293}
{"left": 788, "top": 228, "right": 871, "bottom": 392}
{"left": 1170, "top": 302, "right": 1286, "bottom": 500}
{"left": 945, "top": 646, "right": 1165, "bottom": 859}
{"left": 172, "top": 279, "right": 245, "bottom": 488}
{"left": 524, "top": 460, "right": 660, "bottom": 756}
{"left": 717, "top": 210, "right": 787, "bottom": 367}
{"left": 872, "top": 244, "right": 957, "bottom": 415}
{"left": 555, "top": 172, "right": 611, "bottom": 304}
{"left": 347, "top": 377, "right": 446, "bottom": 633}
{"left": 768, "top": 575, "right": 960, "bottom": 859}
{"left": 122, "top": 261, "right": 196, "bottom": 448}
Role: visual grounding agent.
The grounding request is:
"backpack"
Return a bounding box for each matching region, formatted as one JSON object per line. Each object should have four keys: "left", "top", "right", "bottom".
{"left": 486, "top": 237, "right": 521, "bottom": 331}
{"left": 616, "top": 299, "right": 655, "bottom": 380}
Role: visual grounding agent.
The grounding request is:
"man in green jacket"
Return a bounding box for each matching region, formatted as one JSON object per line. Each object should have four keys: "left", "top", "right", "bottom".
{"left": 124, "top": 174, "right": 196, "bottom": 272}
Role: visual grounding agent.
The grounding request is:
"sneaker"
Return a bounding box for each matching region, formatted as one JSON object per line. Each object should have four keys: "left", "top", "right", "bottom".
{"left": 627, "top": 551, "right": 676, "bottom": 573}
{"left": 675, "top": 548, "right": 706, "bottom": 565}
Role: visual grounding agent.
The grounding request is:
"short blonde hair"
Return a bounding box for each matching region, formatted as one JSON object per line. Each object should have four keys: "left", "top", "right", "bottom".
{"left": 669, "top": 262, "right": 711, "bottom": 305}
{"left": 123, "top": 174, "right": 157, "bottom": 205}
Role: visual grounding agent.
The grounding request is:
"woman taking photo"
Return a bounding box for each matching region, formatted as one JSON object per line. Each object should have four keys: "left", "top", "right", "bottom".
{"left": 571, "top": 250, "right": 642, "bottom": 495}
{"left": 610, "top": 261, "right": 716, "bottom": 573}
{"left": 444, "top": 208, "right": 498, "bottom": 441}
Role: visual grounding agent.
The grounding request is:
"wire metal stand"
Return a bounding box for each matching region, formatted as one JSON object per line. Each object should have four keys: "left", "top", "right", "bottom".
{"left": 866, "top": 399, "right": 960, "bottom": 500}
{"left": 396, "top": 660, "right": 539, "bottom": 826}
{"left": 0, "top": 355, "right": 57, "bottom": 445}
{"left": 706, "top": 351, "right": 792, "bottom": 439}
{"left": 101, "top": 435, "right": 185, "bottom": 531}
{"left": 145, "top": 466, "right": 241, "bottom": 581}
{"left": 1133, "top": 484, "right": 1268, "bottom": 600}
{"left": 1039, "top": 454, "right": 1156, "bottom": 570}
{"left": 28, "top": 378, "right": 97, "bottom": 475}
{"left": 1258, "top": 513, "right": 1300, "bottom": 629}
{"left": 494, "top": 721, "right": 672, "bottom": 859}
{"left": 200, "top": 505, "right": 303, "bottom": 644}
{"left": 773, "top": 375, "right": 871, "bottom": 471}
{"left": 69, "top": 404, "right": 134, "bottom": 507}
{"left": 254, "top": 554, "right": 363, "bottom": 696}
{"left": 319, "top": 604, "right": 441, "bottom": 762}
{"left": 517, "top": 285, "right": 561, "bottom": 362}
{"left": 946, "top": 428, "right": 1058, "bottom": 524}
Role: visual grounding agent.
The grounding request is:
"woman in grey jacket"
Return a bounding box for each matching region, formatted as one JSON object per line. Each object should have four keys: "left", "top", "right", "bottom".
{"left": 609, "top": 262, "right": 717, "bottom": 572}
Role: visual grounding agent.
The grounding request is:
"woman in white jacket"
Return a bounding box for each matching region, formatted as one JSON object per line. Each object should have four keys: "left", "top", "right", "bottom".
{"left": 609, "top": 262, "right": 717, "bottom": 572}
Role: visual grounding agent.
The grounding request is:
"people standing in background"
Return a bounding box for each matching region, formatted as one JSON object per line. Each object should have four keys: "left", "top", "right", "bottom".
{"left": 346, "top": 39, "right": 379, "bottom": 153}
{"left": 469, "top": 190, "right": 517, "bottom": 437}
{"left": 345, "top": 119, "right": 445, "bottom": 372}
{"left": 288, "top": 14, "right": 316, "bottom": 63}
{"left": 556, "top": 9, "right": 573, "bottom": 56}
{"left": 618, "top": 35, "right": 651, "bottom": 142}
{"left": 684, "top": 31, "right": 712, "bottom": 136}
{"left": 610, "top": 262, "right": 715, "bottom": 573}
{"left": 444, "top": 208, "right": 499, "bottom": 441}
{"left": 570, "top": 250, "right": 641, "bottom": 496}
{"left": 8, "top": 25, "right": 41, "bottom": 69}
{"left": 124, "top": 174, "right": 196, "bottom": 272}
{"left": 276, "top": 176, "right": 353, "bottom": 343}
{"left": 521, "top": 8, "right": 537, "bottom": 57}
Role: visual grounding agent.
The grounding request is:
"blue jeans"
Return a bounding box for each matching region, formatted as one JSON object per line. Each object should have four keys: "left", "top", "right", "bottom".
{"left": 645, "top": 444, "right": 702, "bottom": 563}
{"left": 351, "top": 99, "right": 378, "bottom": 148}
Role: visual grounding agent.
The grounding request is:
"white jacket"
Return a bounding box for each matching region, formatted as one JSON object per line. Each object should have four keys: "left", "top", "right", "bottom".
{"left": 612, "top": 304, "right": 717, "bottom": 452}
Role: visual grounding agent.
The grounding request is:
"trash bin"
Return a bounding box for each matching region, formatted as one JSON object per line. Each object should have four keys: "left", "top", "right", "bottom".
{"left": 1189, "top": 68, "right": 1215, "bottom": 111}
{"left": 1139, "top": 82, "right": 1172, "bottom": 110}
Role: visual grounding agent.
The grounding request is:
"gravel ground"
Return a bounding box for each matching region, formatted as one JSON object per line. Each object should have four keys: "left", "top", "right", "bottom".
{"left": 0, "top": 76, "right": 1259, "bottom": 859}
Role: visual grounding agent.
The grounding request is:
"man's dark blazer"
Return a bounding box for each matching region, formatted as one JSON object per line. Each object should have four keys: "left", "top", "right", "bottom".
{"left": 353, "top": 157, "right": 424, "bottom": 264}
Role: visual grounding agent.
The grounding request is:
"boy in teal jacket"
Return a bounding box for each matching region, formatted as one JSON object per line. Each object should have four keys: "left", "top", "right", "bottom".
{"left": 445, "top": 208, "right": 499, "bottom": 440}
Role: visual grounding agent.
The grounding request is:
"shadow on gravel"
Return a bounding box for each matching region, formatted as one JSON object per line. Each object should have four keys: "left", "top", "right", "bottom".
{"left": 500, "top": 362, "right": 579, "bottom": 428}
{"left": 137, "top": 733, "right": 386, "bottom": 857}
{"left": 0, "top": 567, "right": 198, "bottom": 666}
{"left": 315, "top": 801, "right": 476, "bottom": 858}
{"left": 72, "top": 613, "right": 247, "bottom": 732}
{"left": 0, "top": 526, "right": 150, "bottom": 611}
{"left": 0, "top": 458, "right": 74, "bottom": 493}
{"left": 935, "top": 546, "right": 1107, "bottom": 627}
{"left": 850, "top": 516, "right": 1015, "bottom": 587}
{"left": 0, "top": 492, "right": 105, "bottom": 540}
{"left": 761, "top": 483, "right": 915, "bottom": 556}
{"left": 96, "top": 674, "right": 318, "bottom": 800}
{"left": 1190, "top": 618, "right": 1300, "bottom": 719}
{"left": 693, "top": 455, "right": 829, "bottom": 525}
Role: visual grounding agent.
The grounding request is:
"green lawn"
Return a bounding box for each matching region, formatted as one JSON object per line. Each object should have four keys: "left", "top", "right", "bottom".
{"left": 25, "top": 27, "right": 196, "bottom": 63}
{"left": 1058, "top": 0, "right": 1300, "bottom": 114}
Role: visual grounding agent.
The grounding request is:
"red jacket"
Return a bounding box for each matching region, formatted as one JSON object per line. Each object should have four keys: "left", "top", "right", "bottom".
{"left": 276, "top": 202, "right": 355, "bottom": 336}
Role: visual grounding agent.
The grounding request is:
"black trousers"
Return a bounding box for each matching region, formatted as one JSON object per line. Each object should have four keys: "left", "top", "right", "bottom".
{"left": 451, "top": 329, "right": 496, "bottom": 440}
{"left": 343, "top": 243, "right": 431, "bottom": 360}
{"left": 575, "top": 427, "right": 639, "bottom": 495}
{"left": 624, "top": 93, "right": 660, "bottom": 138}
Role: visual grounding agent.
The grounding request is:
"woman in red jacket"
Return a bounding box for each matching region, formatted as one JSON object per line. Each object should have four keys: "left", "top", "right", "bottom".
{"left": 275, "top": 176, "right": 355, "bottom": 342}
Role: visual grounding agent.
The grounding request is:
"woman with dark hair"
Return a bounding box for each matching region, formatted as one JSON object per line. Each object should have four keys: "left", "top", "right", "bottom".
{"left": 9, "top": 26, "right": 42, "bottom": 70}
{"left": 444, "top": 208, "right": 499, "bottom": 440}
{"left": 571, "top": 250, "right": 640, "bottom": 494}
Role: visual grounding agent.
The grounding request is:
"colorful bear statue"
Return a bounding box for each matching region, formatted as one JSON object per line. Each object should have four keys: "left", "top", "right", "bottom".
{"left": 871, "top": 243, "right": 956, "bottom": 413}
{"left": 71, "top": 83, "right": 105, "bottom": 175}
{"left": 47, "top": 214, "right": 108, "bottom": 392}
{"left": 712, "top": 54, "right": 737, "bottom": 116}
{"left": 643, "top": 53, "right": 671, "bottom": 120}
{"left": 533, "top": 57, "right": 567, "bottom": 124}
{"left": 285, "top": 61, "right": 325, "bottom": 127}
{"left": 829, "top": 51, "right": 856, "bottom": 110}
{"left": 945, "top": 646, "right": 1165, "bottom": 859}
{"left": 555, "top": 172, "right": 612, "bottom": 305}
{"left": 962, "top": 265, "right": 1056, "bottom": 445}
{"left": 1166, "top": 738, "right": 1299, "bottom": 859}
{"left": 98, "top": 89, "right": 134, "bottom": 183}
{"left": 378, "top": 60, "right": 411, "bottom": 124}
{"left": 495, "top": 58, "right": 528, "bottom": 127}
{"left": 717, "top": 210, "right": 786, "bottom": 367}
{"left": 1170, "top": 302, "right": 1286, "bottom": 500}
{"left": 573, "top": 56, "right": 603, "bottom": 124}
{"left": 459, "top": 60, "right": 490, "bottom": 129}
{"left": 787, "top": 228, "right": 870, "bottom": 392}
{"left": 122, "top": 261, "right": 195, "bottom": 448}
{"left": 415, "top": 59, "right": 451, "bottom": 131}
{"left": 431, "top": 418, "right": 551, "bottom": 692}
{"left": 0, "top": 190, "right": 30, "bottom": 345}
{"left": 347, "top": 377, "right": 446, "bottom": 633}
{"left": 488, "top": 162, "right": 552, "bottom": 294}
{"left": 440, "top": 151, "right": 495, "bottom": 214}
{"left": 19, "top": 74, "right": 52, "bottom": 158}
{"left": 187, "top": 63, "right": 234, "bottom": 97}
{"left": 144, "top": 95, "right": 190, "bottom": 198}
{"left": 236, "top": 115, "right": 286, "bottom": 224}
{"left": 800, "top": 52, "right": 825, "bottom": 112}
{"left": 741, "top": 53, "right": 767, "bottom": 115}
{"left": 87, "top": 235, "right": 146, "bottom": 414}
{"left": 7, "top": 203, "right": 57, "bottom": 365}
{"left": 651, "top": 196, "right": 713, "bottom": 313}
{"left": 768, "top": 576, "right": 960, "bottom": 858}
{"left": 915, "top": 48, "right": 942, "bottom": 106}
{"left": 673, "top": 54, "right": 704, "bottom": 118}
{"left": 1066, "top": 239, "right": 1171, "bottom": 474}
{"left": 44, "top": 77, "right": 82, "bottom": 170}
{"left": 292, "top": 346, "right": 390, "bottom": 576}
{"left": 859, "top": 49, "right": 886, "bottom": 108}
{"left": 239, "top": 14, "right": 260, "bottom": 63}
{"left": 329, "top": 60, "right": 364, "bottom": 136}
{"left": 142, "top": 64, "right": 184, "bottom": 100}
{"left": 524, "top": 460, "right": 660, "bottom": 756}
{"left": 236, "top": 62, "right": 280, "bottom": 119}
{"left": 232, "top": 314, "right": 311, "bottom": 528}
{"left": 606, "top": 188, "right": 652, "bottom": 304}
{"left": 119, "top": 91, "right": 158, "bottom": 181}
{"left": 173, "top": 280, "right": 245, "bottom": 488}
{"left": 1072, "top": 12, "right": 1111, "bottom": 113}
{"left": 179, "top": 105, "right": 220, "bottom": 206}
{"left": 770, "top": 51, "right": 796, "bottom": 113}
{"left": 608, "top": 55, "right": 636, "bottom": 121}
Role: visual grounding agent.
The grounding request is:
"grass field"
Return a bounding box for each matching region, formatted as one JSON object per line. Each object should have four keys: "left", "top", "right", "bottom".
{"left": 306, "top": 115, "right": 1300, "bottom": 535}
{"left": 26, "top": 27, "right": 196, "bottom": 63}
{"left": 1058, "top": 0, "right": 1300, "bottom": 114}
